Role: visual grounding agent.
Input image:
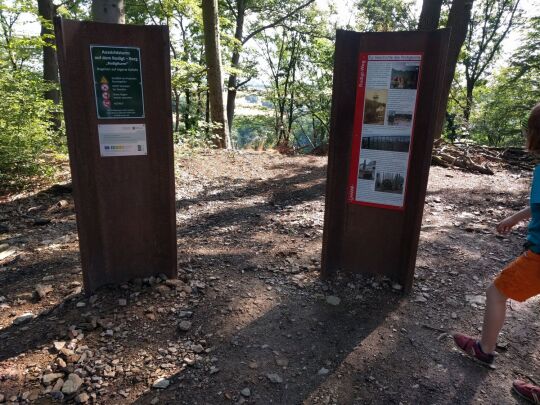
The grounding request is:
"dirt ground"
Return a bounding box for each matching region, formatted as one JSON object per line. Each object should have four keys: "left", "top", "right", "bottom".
{"left": 1, "top": 149, "right": 539, "bottom": 404}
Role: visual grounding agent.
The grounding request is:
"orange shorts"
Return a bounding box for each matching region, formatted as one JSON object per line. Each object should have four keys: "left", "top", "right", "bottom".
{"left": 494, "top": 250, "right": 540, "bottom": 302}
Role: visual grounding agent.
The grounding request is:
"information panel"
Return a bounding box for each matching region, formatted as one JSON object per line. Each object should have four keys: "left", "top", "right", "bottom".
{"left": 348, "top": 53, "right": 423, "bottom": 210}
{"left": 90, "top": 45, "right": 144, "bottom": 119}
{"left": 98, "top": 124, "right": 147, "bottom": 157}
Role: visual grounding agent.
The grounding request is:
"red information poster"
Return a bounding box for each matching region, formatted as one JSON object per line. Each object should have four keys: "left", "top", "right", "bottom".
{"left": 348, "top": 53, "right": 423, "bottom": 210}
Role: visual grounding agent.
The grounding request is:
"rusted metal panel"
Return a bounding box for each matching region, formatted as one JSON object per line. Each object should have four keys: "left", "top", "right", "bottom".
{"left": 55, "top": 19, "right": 177, "bottom": 293}
{"left": 322, "top": 29, "right": 450, "bottom": 292}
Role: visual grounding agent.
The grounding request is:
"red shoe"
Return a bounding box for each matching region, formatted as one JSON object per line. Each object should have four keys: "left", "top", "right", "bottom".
{"left": 452, "top": 332, "right": 494, "bottom": 366}
{"left": 513, "top": 380, "right": 540, "bottom": 404}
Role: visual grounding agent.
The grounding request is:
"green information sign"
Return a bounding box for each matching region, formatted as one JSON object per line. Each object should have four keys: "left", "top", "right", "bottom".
{"left": 90, "top": 46, "right": 144, "bottom": 119}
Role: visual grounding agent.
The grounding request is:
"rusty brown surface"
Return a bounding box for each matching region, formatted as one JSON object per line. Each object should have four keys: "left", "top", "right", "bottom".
{"left": 322, "top": 29, "right": 450, "bottom": 292}
{"left": 54, "top": 19, "right": 177, "bottom": 293}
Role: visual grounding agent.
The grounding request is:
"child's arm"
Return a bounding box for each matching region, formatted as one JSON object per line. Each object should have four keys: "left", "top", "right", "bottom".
{"left": 496, "top": 207, "right": 531, "bottom": 234}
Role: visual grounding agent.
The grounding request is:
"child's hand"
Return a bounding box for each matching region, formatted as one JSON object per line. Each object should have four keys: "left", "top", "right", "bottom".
{"left": 497, "top": 217, "right": 518, "bottom": 234}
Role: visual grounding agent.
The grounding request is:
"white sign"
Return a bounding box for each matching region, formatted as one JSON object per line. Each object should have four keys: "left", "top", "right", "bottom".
{"left": 349, "top": 53, "right": 423, "bottom": 209}
{"left": 97, "top": 124, "right": 147, "bottom": 157}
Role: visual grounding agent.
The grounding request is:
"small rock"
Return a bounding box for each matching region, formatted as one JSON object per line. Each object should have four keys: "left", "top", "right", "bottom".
{"left": 76, "top": 302, "right": 86, "bottom": 308}
{"left": 414, "top": 295, "right": 427, "bottom": 303}
{"left": 178, "top": 310, "right": 193, "bottom": 318}
{"left": 118, "top": 299, "right": 127, "bottom": 306}
{"left": 164, "top": 279, "right": 185, "bottom": 289}
{"left": 240, "top": 388, "right": 251, "bottom": 397}
{"left": 192, "top": 344, "right": 204, "bottom": 353}
{"left": 53, "top": 341, "right": 66, "bottom": 351}
{"left": 465, "top": 294, "right": 486, "bottom": 306}
{"left": 50, "top": 391, "right": 64, "bottom": 401}
{"left": 267, "top": 373, "right": 283, "bottom": 384}
{"left": 209, "top": 366, "right": 220, "bottom": 375}
{"left": 392, "top": 283, "right": 403, "bottom": 291}
{"left": 326, "top": 296, "right": 341, "bottom": 306}
{"left": 61, "top": 373, "right": 83, "bottom": 394}
{"left": 43, "top": 373, "right": 64, "bottom": 384}
{"left": 35, "top": 284, "right": 53, "bottom": 299}
{"left": 56, "top": 357, "right": 67, "bottom": 368}
{"left": 52, "top": 378, "right": 64, "bottom": 392}
{"left": 178, "top": 321, "right": 192, "bottom": 332}
{"left": 275, "top": 357, "right": 289, "bottom": 367}
{"left": 451, "top": 312, "right": 458, "bottom": 319}
{"left": 152, "top": 377, "right": 170, "bottom": 389}
{"left": 13, "top": 312, "right": 35, "bottom": 325}
{"left": 155, "top": 285, "right": 171, "bottom": 295}
{"left": 318, "top": 367, "right": 330, "bottom": 375}
{"left": 75, "top": 392, "right": 89, "bottom": 403}
{"left": 151, "top": 397, "right": 159, "bottom": 405}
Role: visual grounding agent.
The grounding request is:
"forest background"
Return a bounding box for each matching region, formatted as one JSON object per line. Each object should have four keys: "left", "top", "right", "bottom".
{"left": 0, "top": 0, "right": 538, "bottom": 188}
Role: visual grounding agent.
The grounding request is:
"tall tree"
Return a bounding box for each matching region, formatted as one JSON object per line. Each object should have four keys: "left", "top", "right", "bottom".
{"left": 355, "top": 0, "right": 417, "bottom": 31}
{"left": 461, "top": 0, "right": 521, "bottom": 121}
{"left": 261, "top": 27, "right": 300, "bottom": 148}
{"left": 470, "top": 15, "right": 540, "bottom": 146}
{"left": 428, "top": 0, "right": 474, "bottom": 138}
{"left": 510, "top": 15, "right": 540, "bottom": 80}
{"left": 258, "top": 4, "right": 332, "bottom": 150}
{"left": 418, "top": 0, "right": 444, "bottom": 30}
{"left": 201, "top": 0, "right": 230, "bottom": 148}
{"left": 92, "top": 0, "right": 125, "bottom": 23}
{"left": 37, "top": 0, "right": 59, "bottom": 105}
{"left": 223, "top": 0, "right": 316, "bottom": 133}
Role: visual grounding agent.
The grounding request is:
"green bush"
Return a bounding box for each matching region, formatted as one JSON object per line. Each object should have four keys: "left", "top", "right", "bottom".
{"left": 0, "top": 65, "right": 59, "bottom": 188}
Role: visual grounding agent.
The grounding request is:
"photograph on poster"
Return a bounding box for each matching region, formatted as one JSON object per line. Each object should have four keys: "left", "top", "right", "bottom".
{"left": 375, "top": 171, "right": 405, "bottom": 194}
{"left": 358, "top": 158, "right": 377, "bottom": 180}
{"left": 364, "top": 89, "right": 387, "bottom": 125}
{"left": 390, "top": 63, "right": 419, "bottom": 89}
{"left": 387, "top": 111, "right": 413, "bottom": 127}
{"left": 362, "top": 135, "right": 410, "bottom": 152}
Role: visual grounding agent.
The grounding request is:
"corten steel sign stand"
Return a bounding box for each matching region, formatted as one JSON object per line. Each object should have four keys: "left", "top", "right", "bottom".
{"left": 321, "top": 29, "right": 450, "bottom": 292}
{"left": 54, "top": 18, "right": 177, "bottom": 293}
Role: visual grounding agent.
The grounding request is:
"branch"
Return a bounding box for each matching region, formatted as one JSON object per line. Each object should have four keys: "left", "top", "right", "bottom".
{"left": 224, "top": 0, "right": 238, "bottom": 20}
{"left": 475, "top": 0, "right": 521, "bottom": 80}
{"left": 242, "top": 0, "right": 316, "bottom": 44}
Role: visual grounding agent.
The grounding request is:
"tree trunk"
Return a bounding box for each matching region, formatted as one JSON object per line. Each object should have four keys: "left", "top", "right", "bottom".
{"left": 464, "top": 80, "right": 474, "bottom": 121}
{"left": 91, "top": 0, "right": 125, "bottom": 24}
{"left": 37, "top": 0, "right": 60, "bottom": 106}
{"left": 173, "top": 89, "right": 181, "bottom": 133}
{"left": 201, "top": 0, "right": 231, "bottom": 149}
{"left": 226, "top": 0, "right": 245, "bottom": 134}
{"left": 205, "top": 89, "right": 210, "bottom": 137}
{"left": 418, "top": 0, "right": 444, "bottom": 30}
{"left": 435, "top": 0, "right": 474, "bottom": 138}
{"left": 184, "top": 90, "right": 191, "bottom": 131}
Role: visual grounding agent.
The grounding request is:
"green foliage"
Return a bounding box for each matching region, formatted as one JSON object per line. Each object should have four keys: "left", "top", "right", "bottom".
{"left": 234, "top": 114, "right": 275, "bottom": 149}
{"left": 257, "top": 3, "right": 334, "bottom": 150}
{"left": 468, "top": 15, "right": 540, "bottom": 147}
{"left": 0, "top": 64, "right": 57, "bottom": 187}
{"left": 0, "top": 0, "right": 64, "bottom": 188}
{"left": 355, "top": 0, "right": 417, "bottom": 32}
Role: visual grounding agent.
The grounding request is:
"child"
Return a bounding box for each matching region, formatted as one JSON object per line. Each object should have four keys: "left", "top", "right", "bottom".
{"left": 453, "top": 103, "right": 540, "bottom": 403}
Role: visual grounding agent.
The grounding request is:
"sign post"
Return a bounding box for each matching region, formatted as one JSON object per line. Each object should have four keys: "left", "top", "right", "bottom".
{"left": 54, "top": 19, "right": 177, "bottom": 293}
{"left": 321, "top": 29, "right": 450, "bottom": 292}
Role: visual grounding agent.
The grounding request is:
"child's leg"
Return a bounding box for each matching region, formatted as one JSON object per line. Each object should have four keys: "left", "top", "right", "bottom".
{"left": 479, "top": 283, "right": 508, "bottom": 353}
